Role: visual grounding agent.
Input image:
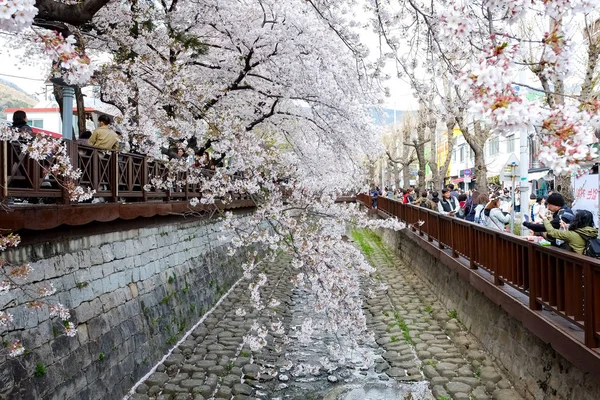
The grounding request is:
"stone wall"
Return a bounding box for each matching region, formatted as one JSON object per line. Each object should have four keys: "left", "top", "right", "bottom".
{"left": 0, "top": 216, "right": 247, "bottom": 400}
{"left": 377, "top": 227, "right": 600, "bottom": 400}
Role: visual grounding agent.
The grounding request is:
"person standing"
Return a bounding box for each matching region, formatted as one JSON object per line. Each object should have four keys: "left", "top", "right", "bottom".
{"left": 484, "top": 196, "right": 511, "bottom": 231}
{"left": 89, "top": 115, "right": 119, "bottom": 150}
{"left": 447, "top": 184, "right": 459, "bottom": 200}
{"left": 438, "top": 189, "right": 460, "bottom": 216}
{"left": 11, "top": 110, "right": 33, "bottom": 135}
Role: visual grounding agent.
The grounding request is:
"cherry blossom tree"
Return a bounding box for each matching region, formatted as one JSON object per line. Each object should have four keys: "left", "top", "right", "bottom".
{"left": 362, "top": 0, "right": 599, "bottom": 189}
{"left": 1, "top": 0, "right": 408, "bottom": 369}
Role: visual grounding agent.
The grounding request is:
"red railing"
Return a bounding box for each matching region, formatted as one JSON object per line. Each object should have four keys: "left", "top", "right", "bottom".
{"left": 360, "top": 194, "right": 600, "bottom": 349}
{"left": 1, "top": 140, "right": 227, "bottom": 203}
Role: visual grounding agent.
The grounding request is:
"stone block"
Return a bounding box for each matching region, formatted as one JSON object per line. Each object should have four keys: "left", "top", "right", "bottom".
{"left": 112, "top": 242, "right": 127, "bottom": 260}
{"left": 90, "top": 248, "right": 103, "bottom": 265}
{"left": 101, "top": 244, "right": 115, "bottom": 263}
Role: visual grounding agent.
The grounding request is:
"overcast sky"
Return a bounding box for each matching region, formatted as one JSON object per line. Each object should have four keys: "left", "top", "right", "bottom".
{"left": 0, "top": 23, "right": 419, "bottom": 111}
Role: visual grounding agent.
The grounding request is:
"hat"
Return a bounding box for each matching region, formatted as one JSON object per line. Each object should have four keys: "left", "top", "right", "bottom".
{"left": 546, "top": 193, "right": 565, "bottom": 207}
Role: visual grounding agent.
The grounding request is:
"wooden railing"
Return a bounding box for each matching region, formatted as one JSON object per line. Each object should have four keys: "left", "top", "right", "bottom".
{"left": 1, "top": 140, "right": 223, "bottom": 203}
{"left": 358, "top": 194, "right": 600, "bottom": 349}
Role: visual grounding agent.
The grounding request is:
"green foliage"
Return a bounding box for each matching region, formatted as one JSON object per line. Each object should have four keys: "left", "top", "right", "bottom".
{"left": 209, "top": 280, "right": 215, "bottom": 288}
{"left": 448, "top": 310, "right": 458, "bottom": 319}
{"left": 182, "top": 282, "right": 190, "bottom": 294}
{"left": 76, "top": 281, "right": 89, "bottom": 289}
{"left": 189, "top": 304, "right": 196, "bottom": 313}
{"left": 167, "top": 336, "right": 177, "bottom": 345}
{"left": 390, "top": 336, "right": 399, "bottom": 343}
{"left": 98, "top": 353, "right": 105, "bottom": 361}
{"left": 383, "top": 311, "right": 389, "bottom": 317}
{"left": 350, "top": 230, "right": 374, "bottom": 256}
{"left": 53, "top": 326, "right": 59, "bottom": 338}
{"left": 426, "top": 360, "right": 437, "bottom": 367}
{"left": 424, "top": 305, "right": 434, "bottom": 314}
{"left": 168, "top": 275, "right": 176, "bottom": 284}
{"left": 474, "top": 367, "right": 482, "bottom": 379}
{"left": 160, "top": 231, "right": 169, "bottom": 237}
{"left": 437, "top": 396, "right": 451, "bottom": 400}
{"left": 160, "top": 294, "right": 172, "bottom": 304}
{"left": 226, "top": 361, "right": 234, "bottom": 371}
{"left": 240, "top": 350, "right": 250, "bottom": 358}
{"left": 34, "top": 364, "right": 46, "bottom": 377}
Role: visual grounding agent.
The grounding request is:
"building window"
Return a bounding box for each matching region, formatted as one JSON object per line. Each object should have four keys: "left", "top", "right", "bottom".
{"left": 488, "top": 136, "right": 499, "bottom": 156}
{"left": 29, "top": 119, "right": 44, "bottom": 129}
{"left": 459, "top": 145, "right": 464, "bottom": 162}
{"left": 507, "top": 134, "right": 515, "bottom": 153}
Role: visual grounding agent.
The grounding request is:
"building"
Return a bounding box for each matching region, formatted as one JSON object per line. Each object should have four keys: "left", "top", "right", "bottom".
{"left": 4, "top": 85, "right": 118, "bottom": 137}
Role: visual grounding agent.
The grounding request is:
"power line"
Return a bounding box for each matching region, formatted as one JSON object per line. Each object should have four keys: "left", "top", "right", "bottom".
{"left": 0, "top": 72, "right": 46, "bottom": 82}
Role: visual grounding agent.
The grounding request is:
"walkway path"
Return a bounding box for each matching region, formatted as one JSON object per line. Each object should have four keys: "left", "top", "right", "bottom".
{"left": 127, "top": 230, "right": 523, "bottom": 400}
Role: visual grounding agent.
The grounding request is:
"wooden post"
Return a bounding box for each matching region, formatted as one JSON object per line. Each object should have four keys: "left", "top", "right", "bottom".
{"left": 469, "top": 226, "right": 476, "bottom": 269}
{"left": 111, "top": 151, "right": 119, "bottom": 202}
{"left": 528, "top": 243, "right": 541, "bottom": 310}
{"left": 438, "top": 214, "right": 443, "bottom": 249}
{"left": 450, "top": 218, "right": 458, "bottom": 257}
{"left": 1, "top": 141, "right": 6, "bottom": 200}
{"left": 494, "top": 233, "right": 503, "bottom": 285}
{"left": 142, "top": 158, "right": 148, "bottom": 202}
{"left": 583, "top": 262, "right": 599, "bottom": 348}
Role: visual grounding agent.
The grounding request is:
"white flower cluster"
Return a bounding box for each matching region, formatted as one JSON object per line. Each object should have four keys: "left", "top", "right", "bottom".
{"left": 49, "top": 303, "right": 70, "bottom": 321}
{"left": 0, "top": 0, "right": 37, "bottom": 32}
{"left": 38, "top": 283, "right": 56, "bottom": 297}
{"left": 0, "top": 125, "right": 22, "bottom": 141}
{"left": 39, "top": 32, "right": 94, "bottom": 86}
{"left": 64, "top": 321, "right": 77, "bottom": 337}
{"left": 8, "top": 340, "right": 25, "bottom": 357}
{"left": 0, "top": 310, "right": 14, "bottom": 327}
{"left": 0, "top": 280, "right": 11, "bottom": 294}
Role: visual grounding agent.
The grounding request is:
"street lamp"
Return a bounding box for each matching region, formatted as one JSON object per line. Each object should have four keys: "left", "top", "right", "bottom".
{"left": 50, "top": 77, "right": 76, "bottom": 141}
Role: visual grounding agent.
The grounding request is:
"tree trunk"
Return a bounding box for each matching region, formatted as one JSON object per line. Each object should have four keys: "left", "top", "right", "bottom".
{"left": 555, "top": 174, "right": 574, "bottom": 205}
{"left": 440, "top": 118, "right": 456, "bottom": 190}
{"left": 456, "top": 114, "right": 489, "bottom": 191}
{"left": 76, "top": 87, "right": 86, "bottom": 136}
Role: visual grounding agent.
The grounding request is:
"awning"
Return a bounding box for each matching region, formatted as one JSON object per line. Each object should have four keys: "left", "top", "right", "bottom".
{"left": 528, "top": 171, "right": 551, "bottom": 181}
{"left": 453, "top": 178, "right": 464, "bottom": 183}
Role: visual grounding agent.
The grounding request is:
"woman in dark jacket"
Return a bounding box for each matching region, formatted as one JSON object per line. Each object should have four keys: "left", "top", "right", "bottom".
{"left": 12, "top": 110, "right": 32, "bottom": 135}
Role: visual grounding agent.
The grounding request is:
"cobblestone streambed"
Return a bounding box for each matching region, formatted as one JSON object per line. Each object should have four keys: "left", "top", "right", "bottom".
{"left": 127, "top": 231, "right": 523, "bottom": 400}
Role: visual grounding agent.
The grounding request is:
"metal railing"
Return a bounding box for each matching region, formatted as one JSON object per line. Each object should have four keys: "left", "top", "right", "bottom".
{"left": 358, "top": 194, "right": 600, "bottom": 349}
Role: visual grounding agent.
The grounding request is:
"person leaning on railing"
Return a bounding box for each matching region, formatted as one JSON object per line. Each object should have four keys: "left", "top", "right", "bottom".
{"left": 542, "top": 210, "right": 598, "bottom": 255}
{"left": 88, "top": 115, "right": 119, "bottom": 150}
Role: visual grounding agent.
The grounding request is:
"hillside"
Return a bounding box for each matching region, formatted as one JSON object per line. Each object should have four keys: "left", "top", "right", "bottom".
{"left": 0, "top": 79, "right": 38, "bottom": 117}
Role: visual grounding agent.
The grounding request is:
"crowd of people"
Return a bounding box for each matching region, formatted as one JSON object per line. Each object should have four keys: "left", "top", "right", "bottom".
{"left": 369, "top": 183, "right": 599, "bottom": 257}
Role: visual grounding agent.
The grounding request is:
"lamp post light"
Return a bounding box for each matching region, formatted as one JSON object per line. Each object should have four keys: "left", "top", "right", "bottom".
{"left": 50, "top": 76, "right": 77, "bottom": 141}
{"left": 61, "top": 86, "right": 75, "bottom": 140}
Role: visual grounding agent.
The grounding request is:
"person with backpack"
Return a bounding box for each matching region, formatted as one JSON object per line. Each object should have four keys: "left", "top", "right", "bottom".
{"left": 403, "top": 187, "right": 414, "bottom": 204}
{"left": 474, "top": 193, "right": 489, "bottom": 225}
{"left": 438, "top": 188, "right": 460, "bottom": 216}
{"left": 456, "top": 193, "right": 468, "bottom": 219}
{"left": 542, "top": 210, "right": 598, "bottom": 255}
{"left": 484, "top": 196, "right": 511, "bottom": 231}
{"left": 413, "top": 191, "right": 436, "bottom": 210}
{"left": 465, "top": 191, "right": 480, "bottom": 222}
